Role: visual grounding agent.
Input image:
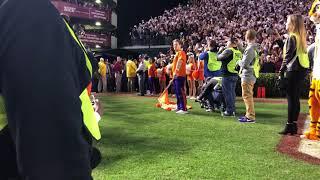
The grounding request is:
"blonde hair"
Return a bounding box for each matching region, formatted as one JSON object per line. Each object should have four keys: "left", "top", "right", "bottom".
{"left": 287, "top": 14, "right": 307, "bottom": 53}
{"left": 245, "top": 29, "right": 257, "bottom": 41}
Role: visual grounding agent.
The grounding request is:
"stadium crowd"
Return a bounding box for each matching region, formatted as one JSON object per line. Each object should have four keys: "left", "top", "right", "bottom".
{"left": 130, "top": 0, "right": 315, "bottom": 68}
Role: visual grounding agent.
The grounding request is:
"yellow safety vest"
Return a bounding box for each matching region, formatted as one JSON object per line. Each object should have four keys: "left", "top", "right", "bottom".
{"left": 0, "top": 20, "right": 101, "bottom": 141}
{"left": 283, "top": 33, "right": 310, "bottom": 69}
{"left": 0, "top": 96, "right": 6, "bottom": 131}
{"left": 228, "top": 48, "right": 243, "bottom": 73}
{"left": 207, "top": 51, "right": 222, "bottom": 72}
{"left": 253, "top": 51, "right": 261, "bottom": 78}
{"left": 309, "top": 0, "right": 320, "bottom": 17}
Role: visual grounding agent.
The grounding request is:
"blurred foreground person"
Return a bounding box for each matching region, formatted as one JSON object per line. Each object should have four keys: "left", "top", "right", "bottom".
{"left": 0, "top": 0, "right": 101, "bottom": 179}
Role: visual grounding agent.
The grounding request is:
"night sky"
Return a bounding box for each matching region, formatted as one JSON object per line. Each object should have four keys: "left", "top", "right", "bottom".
{"left": 118, "top": 0, "right": 188, "bottom": 46}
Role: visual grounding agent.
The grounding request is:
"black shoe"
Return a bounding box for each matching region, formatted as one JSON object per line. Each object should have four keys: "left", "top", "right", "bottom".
{"left": 279, "top": 123, "right": 297, "bottom": 135}
{"left": 137, "top": 93, "right": 145, "bottom": 96}
{"left": 221, "top": 111, "right": 236, "bottom": 117}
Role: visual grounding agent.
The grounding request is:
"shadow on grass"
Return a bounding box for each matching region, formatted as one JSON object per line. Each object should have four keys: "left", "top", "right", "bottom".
{"left": 104, "top": 115, "right": 159, "bottom": 126}
{"left": 97, "top": 127, "right": 191, "bottom": 167}
{"left": 255, "top": 112, "right": 286, "bottom": 125}
{"left": 189, "top": 111, "right": 222, "bottom": 119}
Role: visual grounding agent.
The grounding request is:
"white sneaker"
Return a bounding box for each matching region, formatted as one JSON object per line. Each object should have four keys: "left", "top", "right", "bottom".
{"left": 176, "top": 110, "right": 188, "bottom": 114}
{"left": 186, "top": 96, "right": 190, "bottom": 99}
{"left": 171, "top": 108, "right": 178, "bottom": 112}
{"left": 190, "top": 97, "right": 196, "bottom": 100}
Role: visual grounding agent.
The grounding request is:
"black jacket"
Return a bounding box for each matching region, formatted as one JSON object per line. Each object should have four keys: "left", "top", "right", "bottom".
{"left": 217, "top": 48, "right": 239, "bottom": 77}
{"left": 0, "top": 0, "right": 93, "bottom": 179}
{"left": 280, "top": 36, "right": 307, "bottom": 75}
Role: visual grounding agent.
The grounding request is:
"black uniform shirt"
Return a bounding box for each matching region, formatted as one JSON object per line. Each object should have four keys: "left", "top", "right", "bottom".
{"left": 0, "top": 0, "right": 93, "bottom": 179}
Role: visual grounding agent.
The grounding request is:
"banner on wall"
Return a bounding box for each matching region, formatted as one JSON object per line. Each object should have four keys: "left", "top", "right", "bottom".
{"left": 79, "top": 33, "right": 111, "bottom": 48}
{"left": 51, "top": 1, "right": 111, "bottom": 22}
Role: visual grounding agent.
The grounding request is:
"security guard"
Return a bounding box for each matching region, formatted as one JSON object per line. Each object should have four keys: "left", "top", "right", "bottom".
{"left": 0, "top": 0, "right": 100, "bottom": 179}
{"left": 199, "top": 40, "right": 222, "bottom": 79}
{"left": 217, "top": 37, "right": 243, "bottom": 117}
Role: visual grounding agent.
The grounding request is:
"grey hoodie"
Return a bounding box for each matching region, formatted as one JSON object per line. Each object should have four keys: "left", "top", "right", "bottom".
{"left": 238, "top": 43, "right": 260, "bottom": 83}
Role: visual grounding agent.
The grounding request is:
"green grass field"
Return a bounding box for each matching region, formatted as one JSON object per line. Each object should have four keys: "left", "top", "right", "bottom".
{"left": 92, "top": 95, "right": 319, "bottom": 179}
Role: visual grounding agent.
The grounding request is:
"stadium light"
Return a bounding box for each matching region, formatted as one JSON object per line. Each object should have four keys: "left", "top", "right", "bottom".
{"left": 95, "top": 45, "right": 101, "bottom": 49}
{"left": 95, "top": 0, "right": 102, "bottom": 4}
{"left": 95, "top": 21, "right": 102, "bottom": 26}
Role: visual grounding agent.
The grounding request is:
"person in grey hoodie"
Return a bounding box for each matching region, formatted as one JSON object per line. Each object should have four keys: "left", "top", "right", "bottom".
{"left": 237, "top": 30, "right": 259, "bottom": 123}
{"left": 136, "top": 55, "right": 146, "bottom": 96}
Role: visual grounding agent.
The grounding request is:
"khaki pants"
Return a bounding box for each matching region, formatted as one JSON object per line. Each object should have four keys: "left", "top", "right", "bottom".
{"left": 115, "top": 73, "right": 122, "bottom": 92}
{"left": 127, "top": 77, "right": 136, "bottom": 93}
{"left": 98, "top": 76, "right": 107, "bottom": 92}
{"left": 242, "top": 81, "right": 255, "bottom": 120}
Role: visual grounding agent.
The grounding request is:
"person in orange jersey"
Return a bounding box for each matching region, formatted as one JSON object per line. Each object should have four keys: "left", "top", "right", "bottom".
{"left": 197, "top": 56, "right": 205, "bottom": 94}
{"left": 171, "top": 39, "right": 188, "bottom": 114}
{"left": 148, "top": 58, "right": 157, "bottom": 95}
{"left": 158, "top": 61, "right": 167, "bottom": 93}
{"left": 186, "top": 53, "right": 197, "bottom": 100}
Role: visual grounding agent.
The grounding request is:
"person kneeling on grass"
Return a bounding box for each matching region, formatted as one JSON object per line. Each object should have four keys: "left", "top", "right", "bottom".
{"left": 237, "top": 30, "right": 260, "bottom": 123}
{"left": 171, "top": 39, "right": 188, "bottom": 114}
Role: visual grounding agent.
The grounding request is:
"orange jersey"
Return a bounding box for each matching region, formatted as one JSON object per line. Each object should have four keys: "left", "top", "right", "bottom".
{"left": 160, "top": 67, "right": 167, "bottom": 81}
{"left": 198, "top": 60, "right": 204, "bottom": 72}
{"left": 148, "top": 64, "right": 156, "bottom": 77}
{"left": 187, "top": 63, "right": 195, "bottom": 81}
{"left": 172, "top": 50, "right": 187, "bottom": 77}
{"left": 186, "top": 63, "right": 195, "bottom": 75}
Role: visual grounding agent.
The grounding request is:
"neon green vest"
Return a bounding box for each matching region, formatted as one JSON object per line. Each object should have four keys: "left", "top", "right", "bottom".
{"left": 228, "top": 48, "right": 243, "bottom": 73}
{"left": 64, "top": 20, "right": 101, "bottom": 140}
{"left": 253, "top": 51, "right": 261, "bottom": 78}
{"left": 0, "top": 96, "right": 6, "bottom": 131}
{"left": 207, "top": 51, "right": 222, "bottom": 72}
{"left": 0, "top": 20, "right": 101, "bottom": 140}
{"left": 283, "top": 33, "right": 310, "bottom": 69}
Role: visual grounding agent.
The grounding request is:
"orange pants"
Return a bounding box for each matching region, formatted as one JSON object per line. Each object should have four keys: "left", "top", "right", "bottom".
{"left": 305, "top": 79, "right": 320, "bottom": 140}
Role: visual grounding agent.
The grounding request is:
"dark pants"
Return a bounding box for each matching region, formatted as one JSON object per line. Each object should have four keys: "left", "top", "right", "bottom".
{"left": 198, "top": 78, "right": 218, "bottom": 108}
{"left": 222, "top": 76, "right": 238, "bottom": 113}
{"left": 0, "top": 126, "right": 97, "bottom": 180}
{"left": 148, "top": 77, "right": 155, "bottom": 94}
{"left": 286, "top": 71, "right": 306, "bottom": 123}
{"left": 174, "top": 77, "right": 187, "bottom": 111}
{"left": 138, "top": 73, "right": 145, "bottom": 95}
{"left": 0, "top": 127, "right": 19, "bottom": 179}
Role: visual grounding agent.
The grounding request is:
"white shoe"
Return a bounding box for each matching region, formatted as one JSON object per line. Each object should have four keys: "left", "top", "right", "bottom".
{"left": 176, "top": 110, "right": 188, "bottom": 114}
{"left": 171, "top": 108, "right": 178, "bottom": 112}
{"left": 186, "top": 96, "right": 190, "bottom": 99}
{"left": 190, "top": 97, "right": 196, "bottom": 100}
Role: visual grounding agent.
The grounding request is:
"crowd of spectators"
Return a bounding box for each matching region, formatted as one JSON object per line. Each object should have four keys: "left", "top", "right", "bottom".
{"left": 92, "top": 54, "right": 174, "bottom": 94}
{"left": 130, "top": 0, "right": 315, "bottom": 71}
